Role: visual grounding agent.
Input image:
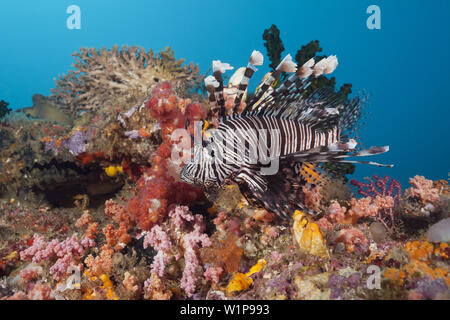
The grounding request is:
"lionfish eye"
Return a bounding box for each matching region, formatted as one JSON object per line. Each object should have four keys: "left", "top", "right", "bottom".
{"left": 201, "top": 119, "right": 209, "bottom": 132}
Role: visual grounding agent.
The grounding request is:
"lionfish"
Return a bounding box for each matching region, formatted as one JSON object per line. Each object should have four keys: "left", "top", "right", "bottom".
{"left": 180, "top": 50, "right": 392, "bottom": 219}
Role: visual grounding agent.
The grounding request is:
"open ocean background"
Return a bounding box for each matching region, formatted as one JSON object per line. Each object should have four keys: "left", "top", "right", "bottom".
{"left": 0, "top": 0, "right": 449, "bottom": 187}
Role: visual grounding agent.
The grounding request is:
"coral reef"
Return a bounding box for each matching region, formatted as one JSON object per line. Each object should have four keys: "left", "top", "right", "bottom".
{"left": 0, "top": 36, "right": 448, "bottom": 302}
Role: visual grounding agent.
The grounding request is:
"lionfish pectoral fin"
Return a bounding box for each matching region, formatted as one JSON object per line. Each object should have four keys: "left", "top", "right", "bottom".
{"left": 235, "top": 162, "right": 320, "bottom": 220}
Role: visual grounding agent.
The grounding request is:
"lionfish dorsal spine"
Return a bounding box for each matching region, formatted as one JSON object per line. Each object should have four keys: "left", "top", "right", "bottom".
{"left": 232, "top": 50, "right": 264, "bottom": 114}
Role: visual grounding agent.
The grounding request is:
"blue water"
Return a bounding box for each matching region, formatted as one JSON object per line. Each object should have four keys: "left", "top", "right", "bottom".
{"left": 0, "top": 0, "right": 449, "bottom": 187}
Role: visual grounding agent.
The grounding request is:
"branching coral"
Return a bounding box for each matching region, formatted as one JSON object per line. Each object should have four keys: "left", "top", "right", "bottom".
{"left": 51, "top": 45, "right": 202, "bottom": 114}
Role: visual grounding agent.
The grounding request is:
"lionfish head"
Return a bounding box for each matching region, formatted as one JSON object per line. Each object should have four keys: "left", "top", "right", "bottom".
{"left": 180, "top": 144, "right": 219, "bottom": 190}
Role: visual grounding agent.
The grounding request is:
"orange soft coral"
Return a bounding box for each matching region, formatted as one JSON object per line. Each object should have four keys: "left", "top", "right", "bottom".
{"left": 144, "top": 273, "right": 173, "bottom": 300}
{"left": 405, "top": 175, "right": 440, "bottom": 205}
{"left": 76, "top": 210, "right": 98, "bottom": 240}
{"left": 123, "top": 272, "right": 139, "bottom": 293}
{"left": 104, "top": 199, "right": 133, "bottom": 227}
{"left": 84, "top": 245, "right": 114, "bottom": 277}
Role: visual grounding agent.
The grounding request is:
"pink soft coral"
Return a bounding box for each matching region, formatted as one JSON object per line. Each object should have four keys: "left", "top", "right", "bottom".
{"left": 169, "top": 205, "right": 194, "bottom": 230}
{"left": 180, "top": 214, "right": 212, "bottom": 297}
{"left": 203, "top": 266, "right": 223, "bottom": 284}
{"left": 20, "top": 234, "right": 94, "bottom": 281}
{"left": 327, "top": 201, "right": 347, "bottom": 223}
{"left": 143, "top": 225, "right": 172, "bottom": 277}
{"left": 335, "top": 228, "right": 368, "bottom": 253}
{"left": 302, "top": 185, "right": 323, "bottom": 212}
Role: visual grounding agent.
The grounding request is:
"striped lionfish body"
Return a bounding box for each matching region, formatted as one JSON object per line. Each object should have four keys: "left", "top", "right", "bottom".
{"left": 180, "top": 50, "right": 392, "bottom": 219}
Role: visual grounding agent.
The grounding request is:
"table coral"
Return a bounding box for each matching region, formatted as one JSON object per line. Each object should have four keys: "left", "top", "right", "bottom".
{"left": 52, "top": 46, "right": 202, "bottom": 114}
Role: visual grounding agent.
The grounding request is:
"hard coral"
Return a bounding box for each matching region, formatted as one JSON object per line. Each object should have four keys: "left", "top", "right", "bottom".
{"left": 52, "top": 46, "right": 202, "bottom": 114}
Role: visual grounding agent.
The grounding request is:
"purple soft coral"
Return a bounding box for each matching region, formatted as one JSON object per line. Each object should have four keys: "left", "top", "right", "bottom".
{"left": 67, "top": 131, "right": 87, "bottom": 156}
